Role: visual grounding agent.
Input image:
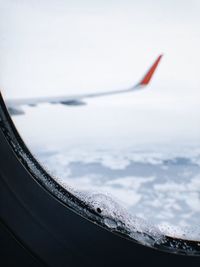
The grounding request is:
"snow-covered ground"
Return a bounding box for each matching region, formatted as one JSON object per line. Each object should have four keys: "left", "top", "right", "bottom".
{"left": 11, "top": 97, "right": 200, "bottom": 240}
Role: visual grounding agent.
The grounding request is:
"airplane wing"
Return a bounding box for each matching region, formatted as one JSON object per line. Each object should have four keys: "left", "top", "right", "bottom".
{"left": 5, "top": 55, "right": 163, "bottom": 115}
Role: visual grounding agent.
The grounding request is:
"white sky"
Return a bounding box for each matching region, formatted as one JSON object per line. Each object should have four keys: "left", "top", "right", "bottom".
{"left": 0, "top": 0, "right": 200, "bottom": 149}
{"left": 0, "top": 0, "right": 200, "bottom": 97}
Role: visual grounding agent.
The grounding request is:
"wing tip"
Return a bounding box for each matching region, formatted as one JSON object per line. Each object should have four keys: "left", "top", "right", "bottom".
{"left": 139, "top": 54, "right": 163, "bottom": 87}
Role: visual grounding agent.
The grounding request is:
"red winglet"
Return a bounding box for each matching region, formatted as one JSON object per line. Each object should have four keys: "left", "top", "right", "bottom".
{"left": 139, "top": 55, "right": 163, "bottom": 86}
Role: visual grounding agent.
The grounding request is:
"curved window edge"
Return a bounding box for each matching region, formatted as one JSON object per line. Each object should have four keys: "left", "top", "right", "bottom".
{"left": 0, "top": 91, "right": 200, "bottom": 257}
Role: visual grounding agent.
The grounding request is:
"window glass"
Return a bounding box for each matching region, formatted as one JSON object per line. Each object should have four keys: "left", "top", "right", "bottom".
{"left": 1, "top": 0, "right": 200, "bottom": 242}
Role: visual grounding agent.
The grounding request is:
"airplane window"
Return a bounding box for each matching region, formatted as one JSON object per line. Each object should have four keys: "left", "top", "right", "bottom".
{"left": 1, "top": 0, "right": 200, "bottom": 254}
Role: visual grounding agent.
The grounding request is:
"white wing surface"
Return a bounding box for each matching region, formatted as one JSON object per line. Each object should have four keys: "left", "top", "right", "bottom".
{"left": 4, "top": 55, "right": 163, "bottom": 115}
